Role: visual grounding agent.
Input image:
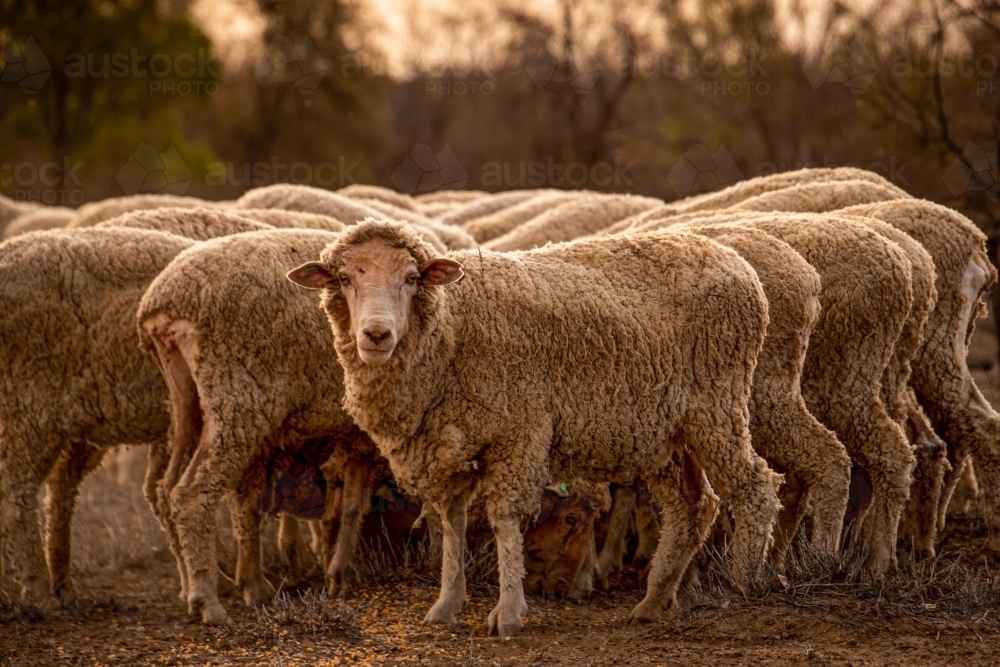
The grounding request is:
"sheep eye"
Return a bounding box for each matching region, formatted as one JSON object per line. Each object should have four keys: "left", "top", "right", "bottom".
{"left": 406, "top": 273, "right": 419, "bottom": 284}
{"left": 566, "top": 514, "right": 579, "bottom": 524}
{"left": 338, "top": 273, "right": 349, "bottom": 284}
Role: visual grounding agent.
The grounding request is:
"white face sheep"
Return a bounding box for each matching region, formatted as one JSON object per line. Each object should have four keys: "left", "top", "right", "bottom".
{"left": 289, "top": 219, "right": 781, "bottom": 636}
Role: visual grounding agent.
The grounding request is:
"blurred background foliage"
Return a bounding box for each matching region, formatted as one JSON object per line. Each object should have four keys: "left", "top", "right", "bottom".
{"left": 0, "top": 0, "right": 997, "bottom": 231}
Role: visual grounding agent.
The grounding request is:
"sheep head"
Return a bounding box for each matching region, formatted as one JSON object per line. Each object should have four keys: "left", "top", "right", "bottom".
{"left": 288, "top": 219, "right": 463, "bottom": 365}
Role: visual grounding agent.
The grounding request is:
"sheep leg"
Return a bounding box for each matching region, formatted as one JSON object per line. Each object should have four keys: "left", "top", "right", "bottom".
{"left": 0, "top": 436, "right": 61, "bottom": 609}
{"left": 632, "top": 492, "right": 662, "bottom": 568}
{"left": 686, "top": 406, "right": 781, "bottom": 590}
{"left": 423, "top": 491, "right": 469, "bottom": 625}
{"left": 315, "top": 483, "right": 344, "bottom": 571}
{"left": 277, "top": 514, "right": 316, "bottom": 574}
{"left": 326, "top": 458, "right": 372, "bottom": 597}
{"left": 227, "top": 494, "right": 273, "bottom": 606}
{"left": 146, "top": 335, "right": 202, "bottom": 601}
{"left": 630, "top": 452, "right": 719, "bottom": 623}
{"left": 487, "top": 513, "right": 528, "bottom": 638}
{"left": 44, "top": 442, "right": 105, "bottom": 602}
{"left": 595, "top": 485, "right": 636, "bottom": 590}
{"left": 899, "top": 394, "right": 949, "bottom": 560}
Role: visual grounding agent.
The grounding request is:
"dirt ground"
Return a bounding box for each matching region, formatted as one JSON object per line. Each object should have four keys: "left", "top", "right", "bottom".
{"left": 5, "top": 327, "right": 1000, "bottom": 666}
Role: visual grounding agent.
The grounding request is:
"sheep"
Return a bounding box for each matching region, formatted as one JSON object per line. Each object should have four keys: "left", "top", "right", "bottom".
{"left": 68, "top": 193, "right": 224, "bottom": 228}
{"left": 350, "top": 197, "right": 479, "bottom": 250}
{"left": 138, "top": 227, "right": 412, "bottom": 625}
{"left": 833, "top": 200, "right": 1000, "bottom": 557}
{"left": 0, "top": 193, "right": 45, "bottom": 233}
{"left": 720, "top": 183, "right": 945, "bottom": 558}
{"left": 234, "top": 184, "right": 378, "bottom": 225}
{"left": 288, "top": 219, "right": 780, "bottom": 634}
{"left": 233, "top": 184, "right": 476, "bottom": 250}
{"left": 226, "top": 208, "right": 348, "bottom": 232}
{"left": 629, "top": 211, "right": 915, "bottom": 575}
{"left": 438, "top": 190, "right": 548, "bottom": 227}
{"left": 338, "top": 184, "right": 419, "bottom": 211}
{"left": 654, "top": 222, "right": 852, "bottom": 565}
{"left": 484, "top": 194, "right": 664, "bottom": 251}
{"left": 94, "top": 207, "right": 273, "bottom": 239}
{"left": 1, "top": 206, "right": 74, "bottom": 239}
{"left": 462, "top": 191, "right": 582, "bottom": 243}
{"left": 602, "top": 167, "right": 909, "bottom": 236}
{"left": 0, "top": 228, "right": 195, "bottom": 608}
{"left": 414, "top": 190, "right": 489, "bottom": 218}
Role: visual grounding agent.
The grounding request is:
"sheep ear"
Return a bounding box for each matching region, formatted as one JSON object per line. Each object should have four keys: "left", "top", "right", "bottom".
{"left": 420, "top": 258, "right": 464, "bottom": 286}
{"left": 287, "top": 262, "right": 335, "bottom": 289}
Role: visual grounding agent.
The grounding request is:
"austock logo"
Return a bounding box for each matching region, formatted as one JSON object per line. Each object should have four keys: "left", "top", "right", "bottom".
{"left": 526, "top": 46, "right": 603, "bottom": 103}
{"left": 116, "top": 143, "right": 193, "bottom": 195}
{"left": 804, "top": 35, "right": 878, "bottom": 94}
{"left": 1, "top": 35, "right": 51, "bottom": 95}
{"left": 252, "top": 36, "right": 329, "bottom": 102}
{"left": 943, "top": 144, "right": 998, "bottom": 201}
{"left": 391, "top": 144, "right": 468, "bottom": 194}
{"left": 668, "top": 144, "right": 743, "bottom": 197}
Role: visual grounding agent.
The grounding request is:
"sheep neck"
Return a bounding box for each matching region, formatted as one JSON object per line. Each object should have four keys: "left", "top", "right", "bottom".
{"left": 337, "top": 287, "right": 458, "bottom": 450}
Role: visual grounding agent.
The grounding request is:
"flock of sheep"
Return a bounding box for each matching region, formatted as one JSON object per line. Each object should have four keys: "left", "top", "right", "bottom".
{"left": 0, "top": 167, "right": 996, "bottom": 640}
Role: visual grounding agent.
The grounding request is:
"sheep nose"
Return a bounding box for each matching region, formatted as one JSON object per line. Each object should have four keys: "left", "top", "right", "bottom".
{"left": 363, "top": 326, "right": 391, "bottom": 345}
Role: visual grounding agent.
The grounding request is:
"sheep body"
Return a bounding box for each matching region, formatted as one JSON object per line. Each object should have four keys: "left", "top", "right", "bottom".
{"left": 95, "top": 207, "right": 273, "bottom": 239}
{"left": 68, "top": 194, "right": 222, "bottom": 228}
{"left": 0, "top": 193, "right": 46, "bottom": 233}
{"left": 485, "top": 194, "right": 663, "bottom": 251}
{"left": 306, "top": 220, "right": 780, "bottom": 634}
{"left": 462, "top": 191, "right": 581, "bottom": 243}
{"left": 630, "top": 211, "right": 915, "bottom": 574}
{"left": 1, "top": 206, "right": 74, "bottom": 239}
{"left": 338, "top": 184, "right": 418, "bottom": 211}
{"left": 835, "top": 200, "right": 1000, "bottom": 554}
{"left": 438, "top": 190, "right": 547, "bottom": 226}
{"left": 137, "top": 229, "right": 383, "bottom": 625}
{"left": 0, "top": 228, "right": 194, "bottom": 606}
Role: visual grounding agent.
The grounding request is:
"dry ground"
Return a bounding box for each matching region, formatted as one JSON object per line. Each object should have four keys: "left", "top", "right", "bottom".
{"left": 5, "top": 326, "right": 1000, "bottom": 666}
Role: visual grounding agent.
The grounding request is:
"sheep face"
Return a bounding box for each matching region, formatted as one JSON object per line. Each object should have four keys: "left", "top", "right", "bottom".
{"left": 288, "top": 239, "right": 462, "bottom": 365}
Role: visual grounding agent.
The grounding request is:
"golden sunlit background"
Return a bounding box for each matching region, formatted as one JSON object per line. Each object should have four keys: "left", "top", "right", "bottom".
{"left": 1, "top": 0, "right": 997, "bottom": 235}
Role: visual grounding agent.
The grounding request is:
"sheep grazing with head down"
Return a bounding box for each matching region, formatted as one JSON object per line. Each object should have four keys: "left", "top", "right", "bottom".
{"left": 834, "top": 200, "right": 1000, "bottom": 557}
{"left": 630, "top": 211, "right": 915, "bottom": 575}
{"left": 288, "top": 219, "right": 780, "bottom": 636}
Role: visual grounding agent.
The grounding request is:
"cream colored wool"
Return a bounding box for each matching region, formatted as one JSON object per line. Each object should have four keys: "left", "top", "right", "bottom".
{"left": 0, "top": 193, "right": 46, "bottom": 234}
{"left": 137, "top": 229, "right": 385, "bottom": 626}
{"left": 68, "top": 194, "right": 222, "bottom": 228}
{"left": 233, "top": 184, "right": 475, "bottom": 250}
{"left": 353, "top": 197, "right": 479, "bottom": 250}
{"left": 95, "top": 207, "right": 273, "bottom": 239}
{"left": 663, "top": 222, "right": 852, "bottom": 564}
{"left": 603, "top": 167, "right": 909, "bottom": 235}
{"left": 632, "top": 212, "right": 915, "bottom": 575}
{"left": 484, "top": 194, "right": 664, "bottom": 251}
{"left": 723, "top": 182, "right": 945, "bottom": 558}
{"left": 438, "top": 190, "right": 548, "bottom": 226}
{"left": 230, "top": 208, "right": 347, "bottom": 232}
{"left": 338, "top": 184, "right": 419, "bottom": 211}
{"left": 835, "top": 200, "right": 1000, "bottom": 554}
{"left": 462, "top": 191, "right": 581, "bottom": 243}
{"left": 234, "top": 184, "right": 377, "bottom": 225}
{"left": 1, "top": 207, "right": 74, "bottom": 239}
{"left": 0, "top": 228, "right": 194, "bottom": 608}
{"left": 415, "top": 190, "right": 487, "bottom": 205}
{"left": 735, "top": 179, "right": 907, "bottom": 216}
{"left": 305, "top": 220, "right": 780, "bottom": 634}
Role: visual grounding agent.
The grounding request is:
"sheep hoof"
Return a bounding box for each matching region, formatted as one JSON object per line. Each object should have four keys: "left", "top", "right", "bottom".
{"left": 423, "top": 600, "right": 461, "bottom": 625}
{"left": 38, "top": 594, "right": 63, "bottom": 614}
{"left": 326, "top": 570, "right": 350, "bottom": 599}
{"left": 596, "top": 576, "right": 610, "bottom": 592}
{"left": 242, "top": 579, "right": 274, "bottom": 607}
{"left": 200, "top": 601, "right": 231, "bottom": 626}
{"left": 628, "top": 598, "right": 664, "bottom": 624}
{"left": 487, "top": 603, "right": 524, "bottom": 638}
